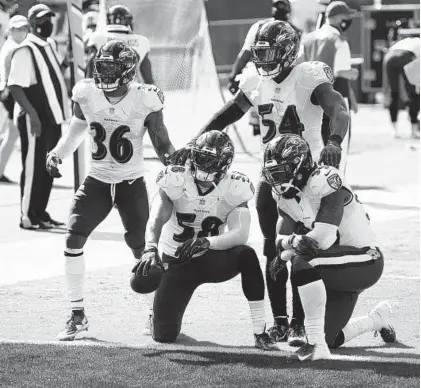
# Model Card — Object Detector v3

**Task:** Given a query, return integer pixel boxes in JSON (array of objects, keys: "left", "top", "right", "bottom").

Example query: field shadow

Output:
[{"left": 336, "top": 342, "right": 419, "bottom": 361}]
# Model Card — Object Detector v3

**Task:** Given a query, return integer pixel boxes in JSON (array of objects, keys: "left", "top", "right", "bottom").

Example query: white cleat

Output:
[
  {"left": 57, "top": 312, "right": 89, "bottom": 341},
  {"left": 369, "top": 301, "right": 396, "bottom": 343},
  {"left": 142, "top": 314, "right": 152, "bottom": 336},
  {"left": 296, "top": 343, "right": 331, "bottom": 361}
]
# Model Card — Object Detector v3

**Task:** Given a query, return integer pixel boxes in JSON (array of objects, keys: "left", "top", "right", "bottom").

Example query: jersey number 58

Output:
[
  {"left": 257, "top": 104, "right": 305, "bottom": 144},
  {"left": 90, "top": 122, "right": 134, "bottom": 164}
]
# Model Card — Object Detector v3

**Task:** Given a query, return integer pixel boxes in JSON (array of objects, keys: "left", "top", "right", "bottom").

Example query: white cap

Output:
[{"left": 8, "top": 15, "right": 30, "bottom": 30}]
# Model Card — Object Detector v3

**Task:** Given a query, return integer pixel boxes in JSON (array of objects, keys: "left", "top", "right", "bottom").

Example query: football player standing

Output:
[
  {"left": 170, "top": 20, "right": 350, "bottom": 347},
  {"left": 86, "top": 5, "right": 154, "bottom": 85},
  {"left": 46, "top": 41, "right": 175, "bottom": 341},
  {"left": 130, "top": 131, "right": 279, "bottom": 351},
  {"left": 263, "top": 134, "right": 396, "bottom": 360}
]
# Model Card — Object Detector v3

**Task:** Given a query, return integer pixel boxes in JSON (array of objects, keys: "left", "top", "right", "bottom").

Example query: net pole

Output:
[{"left": 67, "top": 0, "right": 87, "bottom": 191}]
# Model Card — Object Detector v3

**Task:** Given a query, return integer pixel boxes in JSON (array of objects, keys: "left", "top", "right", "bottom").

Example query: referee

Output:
[
  {"left": 8, "top": 4, "right": 69, "bottom": 230},
  {"left": 300, "top": 1, "right": 357, "bottom": 174}
]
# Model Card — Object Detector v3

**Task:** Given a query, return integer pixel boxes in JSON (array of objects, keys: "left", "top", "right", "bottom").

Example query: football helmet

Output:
[
  {"left": 106, "top": 5, "right": 133, "bottom": 32},
  {"left": 262, "top": 134, "right": 314, "bottom": 198},
  {"left": 251, "top": 20, "right": 299, "bottom": 78},
  {"left": 191, "top": 131, "right": 234, "bottom": 183},
  {"left": 93, "top": 40, "right": 138, "bottom": 91}
]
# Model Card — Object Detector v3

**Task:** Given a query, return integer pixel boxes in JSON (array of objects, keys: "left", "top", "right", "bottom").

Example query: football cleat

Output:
[
  {"left": 287, "top": 323, "right": 307, "bottom": 347},
  {"left": 142, "top": 314, "right": 152, "bottom": 336},
  {"left": 268, "top": 322, "right": 289, "bottom": 342},
  {"left": 296, "top": 343, "right": 331, "bottom": 361},
  {"left": 370, "top": 301, "right": 396, "bottom": 343},
  {"left": 57, "top": 312, "right": 89, "bottom": 341},
  {"left": 254, "top": 331, "right": 280, "bottom": 351}
]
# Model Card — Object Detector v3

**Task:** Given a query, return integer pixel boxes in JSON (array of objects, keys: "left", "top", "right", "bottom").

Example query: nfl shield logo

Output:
[
  {"left": 109, "top": 107, "right": 115, "bottom": 114},
  {"left": 199, "top": 199, "right": 206, "bottom": 206},
  {"left": 275, "top": 88, "right": 281, "bottom": 93}
]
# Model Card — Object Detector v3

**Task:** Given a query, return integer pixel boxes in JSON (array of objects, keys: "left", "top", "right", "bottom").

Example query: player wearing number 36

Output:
[
  {"left": 170, "top": 20, "right": 350, "bottom": 347},
  {"left": 46, "top": 41, "right": 175, "bottom": 341},
  {"left": 130, "top": 131, "right": 278, "bottom": 350}
]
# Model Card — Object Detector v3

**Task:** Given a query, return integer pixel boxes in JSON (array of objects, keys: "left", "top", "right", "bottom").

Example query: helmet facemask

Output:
[
  {"left": 93, "top": 57, "right": 136, "bottom": 92},
  {"left": 191, "top": 146, "right": 232, "bottom": 184}
]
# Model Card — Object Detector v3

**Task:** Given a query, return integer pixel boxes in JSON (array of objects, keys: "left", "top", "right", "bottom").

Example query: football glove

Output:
[
  {"left": 135, "top": 247, "right": 165, "bottom": 276},
  {"left": 46, "top": 152, "right": 62, "bottom": 178},
  {"left": 167, "top": 144, "right": 192, "bottom": 166},
  {"left": 175, "top": 237, "right": 210, "bottom": 264},
  {"left": 227, "top": 78, "right": 239, "bottom": 95},
  {"left": 319, "top": 140, "right": 342, "bottom": 169},
  {"left": 289, "top": 234, "right": 319, "bottom": 256},
  {"left": 269, "top": 249, "right": 294, "bottom": 281}
]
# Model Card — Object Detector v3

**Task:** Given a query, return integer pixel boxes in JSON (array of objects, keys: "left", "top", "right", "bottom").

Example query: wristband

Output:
[
  {"left": 287, "top": 234, "right": 297, "bottom": 249},
  {"left": 328, "top": 135, "right": 343, "bottom": 146},
  {"left": 144, "top": 244, "right": 158, "bottom": 253}
]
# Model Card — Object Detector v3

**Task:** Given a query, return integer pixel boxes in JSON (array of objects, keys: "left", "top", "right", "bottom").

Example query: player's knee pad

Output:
[
  {"left": 152, "top": 321, "right": 180, "bottom": 343},
  {"left": 124, "top": 231, "right": 145, "bottom": 259},
  {"left": 65, "top": 232, "right": 87, "bottom": 250},
  {"left": 130, "top": 269, "right": 162, "bottom": 295},
  {"left": 290, "top": 256, "right": 321, "bottom": 288}
]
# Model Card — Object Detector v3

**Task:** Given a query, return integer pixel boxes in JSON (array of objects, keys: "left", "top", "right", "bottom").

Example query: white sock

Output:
[
  {"left": 248, "top": 300, "right": 266, "bottom": 335},
  {"left": 342, "top": 315, "right": 376, "bottom": 344},
  {"left": 64, "top": 249, "right": 85, "bottom": 311},
  {"left": 298, "top": 280, "right": 327, "bottom": 345}
]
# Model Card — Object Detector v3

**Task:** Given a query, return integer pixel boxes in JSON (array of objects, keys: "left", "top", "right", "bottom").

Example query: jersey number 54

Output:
[{"left": 258, "top": 104, "right": 305, "bottom": 144}]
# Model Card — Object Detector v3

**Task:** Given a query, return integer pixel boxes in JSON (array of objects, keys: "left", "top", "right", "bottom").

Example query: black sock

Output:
[{"left": 72, "top": 308, "right": 84, "bottom": 317}]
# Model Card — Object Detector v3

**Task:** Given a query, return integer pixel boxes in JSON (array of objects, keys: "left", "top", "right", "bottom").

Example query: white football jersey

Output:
[
  {"left": 72, "top": 79, "right": 164, "bottom": 184},
  {"left": 239, "top": 61, "right": 334, "bottom": 161},
  {"left": 87, "top": 26, "right": 151, "bottom": 63},
  {"left": 273, "top": 166, "right": 377, "bottom": 248},
  {"left": 158, "top": 166, "right": 255, "bottom": 257}
]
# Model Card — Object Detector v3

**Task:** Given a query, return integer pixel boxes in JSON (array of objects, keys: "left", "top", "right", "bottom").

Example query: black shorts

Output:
[
  {"left": 68, "top": 175, "right": 149, "bottom": 258},
  {"left": 2, "top": 92, "right": 14, "bottom": 120}
]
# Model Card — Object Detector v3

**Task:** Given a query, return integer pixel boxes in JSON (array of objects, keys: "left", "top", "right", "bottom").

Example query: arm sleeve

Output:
[
  {"left": 7, "top": 47, "right": 35, "bottom": 88},
  {"left": 207, "top": 207, "right": 251, "bottom": 250},
  {"left": 52, "top": 116, "right": 88, "bottom": 160},
  {"left": 333, "top": 40, "right": 352, "bottom": 76}
]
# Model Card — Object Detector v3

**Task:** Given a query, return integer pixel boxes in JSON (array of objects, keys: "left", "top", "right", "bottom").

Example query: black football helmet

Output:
[
  {"left": 191, "top": 131, "right": 235, "bottom": 183},
  {"left": 106, "top": 5, "right": 133, "bottom": 31},
  {"left": 262, "top": 134, "right": 315, "bottom": 198},
  {"left": 251, "top": 20, "right": 299, "bottom": 78},
  {"left": 93, "top": 40, "right": 138, "bottom": 91}
]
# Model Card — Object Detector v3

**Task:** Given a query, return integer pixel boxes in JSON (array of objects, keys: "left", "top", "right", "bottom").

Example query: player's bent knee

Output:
[
  {"left": 124, "top": 232, "right": 145, "bottom": 259},
  {"left": 152, "top": 321, "right": 180, "bottom": 343},
  {"left": 65, "top": 233, "right": 87, "bottom": 250},
  {"left": 290, "top": 256, "right": 321, "bottom": 287},
  {"left": 328, "top": 332, "right": 345, "bottom": 349}
]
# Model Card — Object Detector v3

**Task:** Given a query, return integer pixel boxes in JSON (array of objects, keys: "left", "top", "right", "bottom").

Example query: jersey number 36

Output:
[
  {"left": 90, "top": 122, "right": 134, "bottom": 164},
  {"left": 258, "top": 104, "right": 305, "bottom": 144}
]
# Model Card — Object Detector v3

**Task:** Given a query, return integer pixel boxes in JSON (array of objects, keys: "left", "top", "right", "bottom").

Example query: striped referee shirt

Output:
[{"left": 7, "top": 33, "right": 69, "bottom": 125}]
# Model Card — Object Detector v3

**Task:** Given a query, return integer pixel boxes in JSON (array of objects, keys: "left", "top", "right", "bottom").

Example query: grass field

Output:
[{"left": 0, "top": 105, "right": 419, "bottom": 388}]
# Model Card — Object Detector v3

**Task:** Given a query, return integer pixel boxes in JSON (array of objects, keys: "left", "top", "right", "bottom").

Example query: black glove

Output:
[
  {"left": 133, "top": 247, "right": 165, "bottom": 276},
  {"left": 46, "top": 152, "right": 62, "bottom": 178},
  {"left": 227, "top": 78, "right": 239, "bottom": 95},
  {"left": 175, "top": 237, "right": 210, "bottom": 264},
  {"left": 269, "top": 256, "right": 287, "bottom": 281},
  {"left": 289, "top": 234, "right": 319, "bottom": 256},
  {"left": 319, "top": 140, "right": 342, "bottom": 168},
  {"left": 168, "top": 144, "right": 192, "bottom": 166}
]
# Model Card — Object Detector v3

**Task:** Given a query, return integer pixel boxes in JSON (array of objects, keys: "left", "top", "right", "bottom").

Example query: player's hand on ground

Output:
[
  {"left": 319, "top": 141, "right": 341, "bottom": 168},
  {"left": 168, "top": 144, "right": 192, "bottom": 166},
  {"left": 175, "top": 237, "right": 210, "bottom": 263},
  {"left": 46, "top": 152, "right": 62, "bottom": 178},
  {"left": 136, "top": 247, "right": 165, "bottom": 276},
  {"left": 29, "top": 111, "right": 42, "bottom": 137},
  {"left": 227, "top": 79, "right": 239, "bottom": 95},
  {"left": 290, "top": 234, "right": 319, "bottom": 256}
]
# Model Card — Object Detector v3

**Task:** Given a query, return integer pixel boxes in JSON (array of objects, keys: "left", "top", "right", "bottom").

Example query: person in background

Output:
[
  {"left": 0, "top": 15, "right": 30, "bottom": 183},
  {"left": 8, "top": 4, "right": 69, "bottom": 229},
  {"left": 300, "top": 1, "right": 358, "bottom": 175},
  {"left": 227, "top": 0, "right": 302, "bottom": 136},
  {"left": 384, "top": 37, "right": 420, "bottom": 139}
]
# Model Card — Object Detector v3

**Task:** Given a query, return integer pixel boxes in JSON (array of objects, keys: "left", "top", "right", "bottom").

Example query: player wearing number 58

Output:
[
  {"left": 130, "top": 131, "right": 278, "bottom": 350},
  {"left": 46, "top": 41, "right": 175, "bottom": 341}
]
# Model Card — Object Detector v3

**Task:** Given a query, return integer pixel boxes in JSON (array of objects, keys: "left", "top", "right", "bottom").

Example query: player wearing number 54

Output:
[
  {"left": 46, "top": 41, "right": 176, "bottom": 341},
  {"left": 169, "top": 21, "right": 350, "bottom": 347}
]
